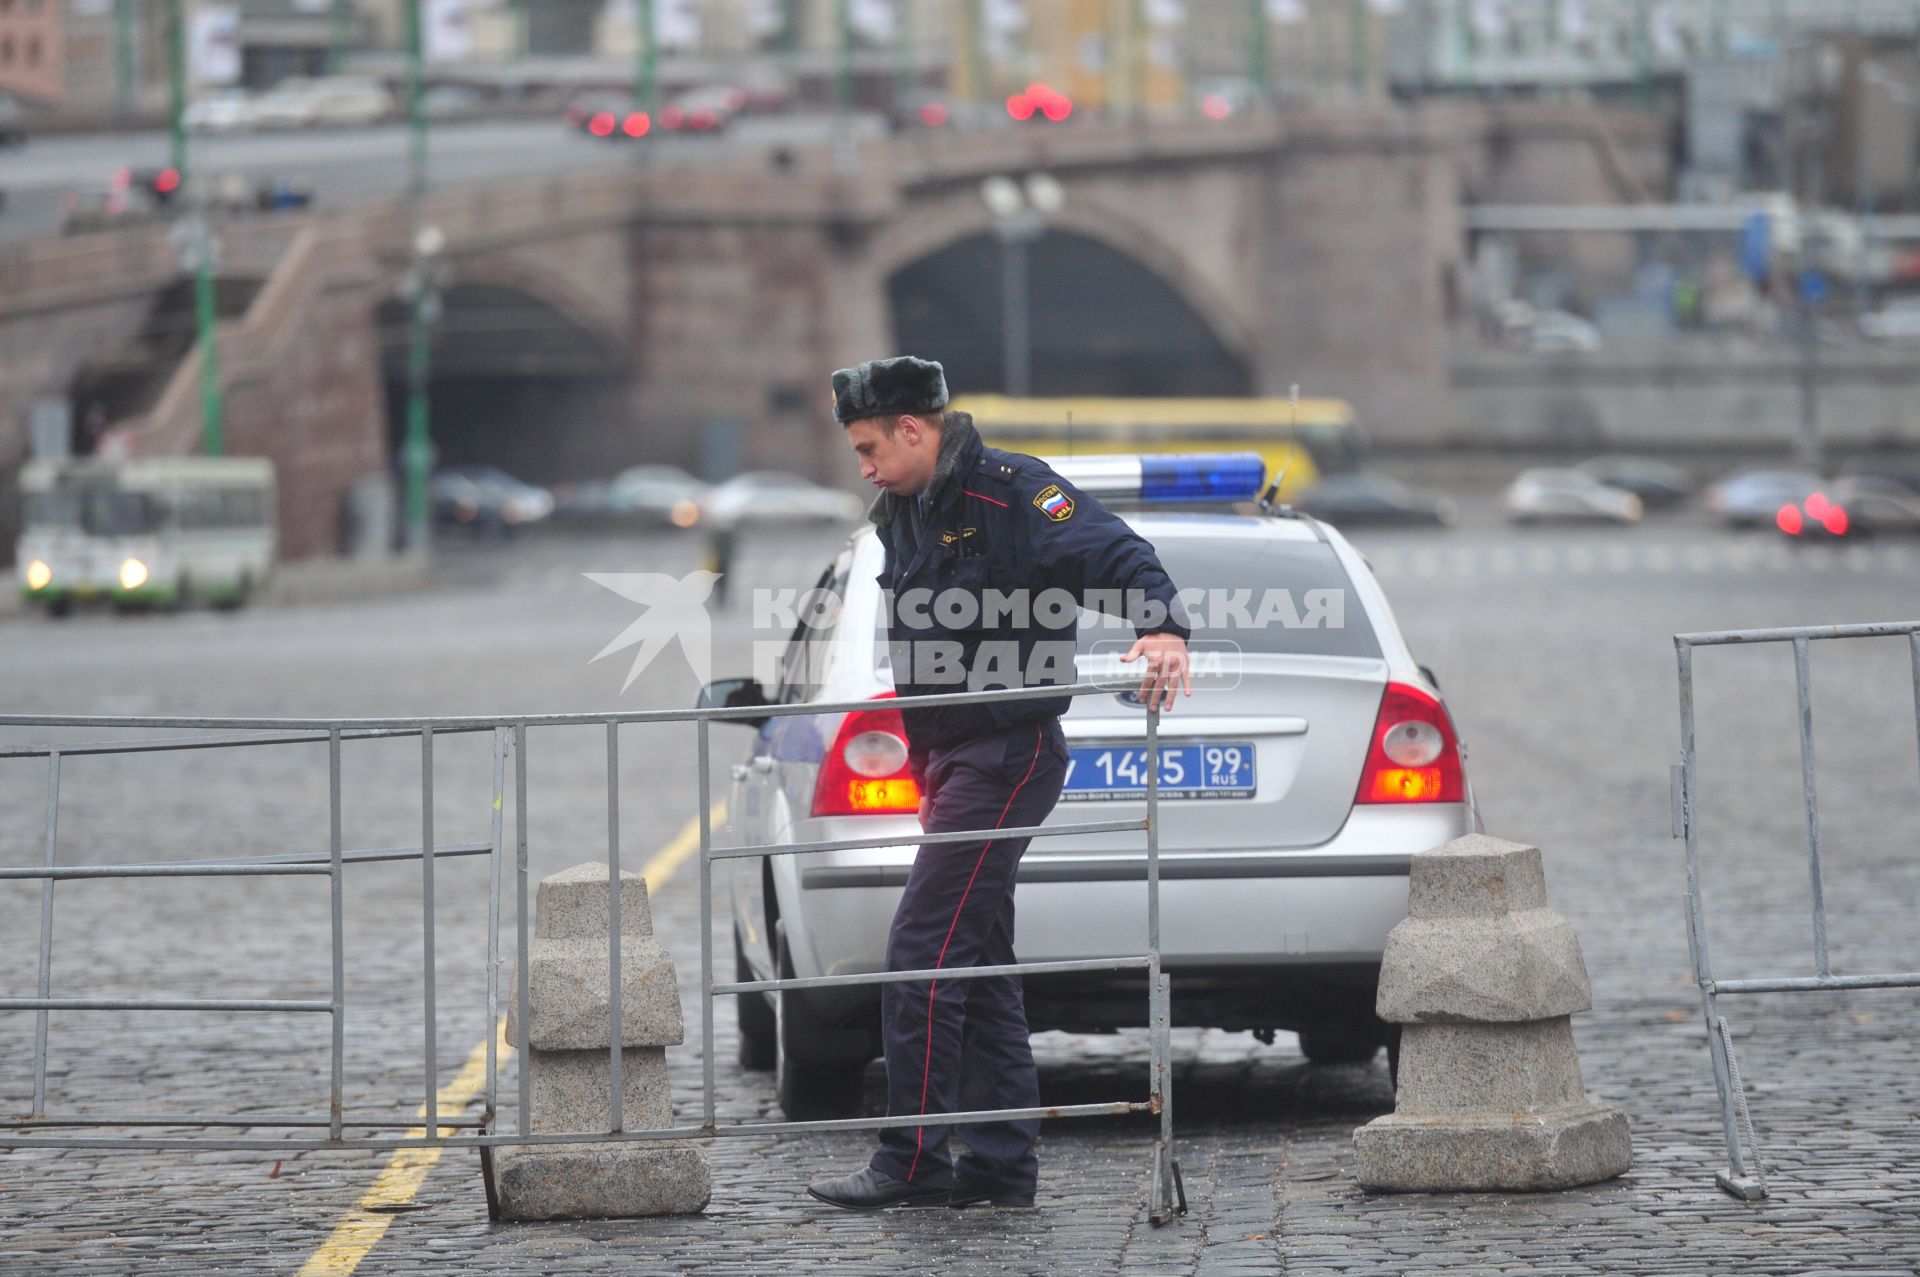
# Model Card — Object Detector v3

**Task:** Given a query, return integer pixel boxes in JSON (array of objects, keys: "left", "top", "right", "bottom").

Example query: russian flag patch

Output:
[{"left": 1033, "top": 484, "right": 1075, "bottom": 522}]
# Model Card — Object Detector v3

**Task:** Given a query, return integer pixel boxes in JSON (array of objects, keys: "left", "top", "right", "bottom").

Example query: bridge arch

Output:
[
  {"left": 868, "top": 192, "right": 1254, "bottom": 396},
  {"left": 377, "top": 271, "right": 634, "bottom": 485}
]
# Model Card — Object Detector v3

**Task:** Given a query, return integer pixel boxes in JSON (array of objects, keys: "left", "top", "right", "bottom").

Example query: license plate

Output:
[{"left": 1059, "top": 742, "right": 1256, "bottom": 801}]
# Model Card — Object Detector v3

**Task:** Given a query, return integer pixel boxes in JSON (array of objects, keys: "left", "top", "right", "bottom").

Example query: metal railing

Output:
[
  {"left": 1672, "top": 620, "right": 1920, "bottom": 1202},
  {"left": 0, "top": 680, "right": 1185, "bottom": 1224}
]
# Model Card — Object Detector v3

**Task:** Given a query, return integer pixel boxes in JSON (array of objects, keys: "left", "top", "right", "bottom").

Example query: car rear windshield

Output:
[{"left": 1076, "top": 534, "right": 1381, "bottom": 659}]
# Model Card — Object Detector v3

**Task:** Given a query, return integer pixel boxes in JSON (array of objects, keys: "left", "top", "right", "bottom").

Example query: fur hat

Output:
[{"left": 831, "top": 356, "right": 949, "bottom": 425}]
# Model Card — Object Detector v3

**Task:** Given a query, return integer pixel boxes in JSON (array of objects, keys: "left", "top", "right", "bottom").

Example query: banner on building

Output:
[
  {"left": 1145, "top": 0, "right": 1187, "bottom": 28},
  {"left": 189, "top": 5, "right": 241, "bottom": 86},
  {"left": 424, "top": 0, "right": 472, "bottom": 62},
  {"left": 749, "top": 0, "right": 786, "bottom": 38},
  {"left": 1561, "top": 0, "right": 1592, "bottom": 42},
  {"left": 850, "top": 0, "right": 897, "bottom": 43},
  {"left": 984, "top": 0, "right": 1026, "bottom": 56},
  {"left": 654, "top": 0, "right": 702, "bottom": 49},
  {"left": 1471, "top": 0, "right": 1508, "bottom": 42},
  {"left": 1650, "top": 4, "right": 1687, "bottom": 58}
]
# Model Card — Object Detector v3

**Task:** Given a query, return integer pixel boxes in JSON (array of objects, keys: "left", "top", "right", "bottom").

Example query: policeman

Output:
[{"left": 806, "top": 356, "right": 1192, "bottom": 1211}]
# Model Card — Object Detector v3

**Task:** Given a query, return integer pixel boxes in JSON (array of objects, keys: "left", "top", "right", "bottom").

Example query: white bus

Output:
[{"left": 17, "top": 457, "right": 277, "bottom": 614}]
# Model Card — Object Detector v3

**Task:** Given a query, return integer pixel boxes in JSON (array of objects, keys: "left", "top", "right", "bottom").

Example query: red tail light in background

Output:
[
  {"left": 622, "top": 111, "right": 651, "bottom": 137},
  {"left": 152, "top": 167, "right": 181, "bottom": 195},
  {"left": 1355, "top": 682, "right": 1465, "bottom": 805},
  {"left": 919, "top": 102, "right": 950, "bottom": 126},
  {"left": 587, "top": 111, "right": 616, "bottom": 136},
  {"left": 1777, "top": 503, "right": 1804, "bottom": 535},
  {"left": 811, "top": 692, "right": 922, "bottom": 817},
  {"left": 1821, "top": 503, "right": 1849, "bottom": 536},
  {"left": 1007, "top": 82, "right": 1070, "bottom": 122}
]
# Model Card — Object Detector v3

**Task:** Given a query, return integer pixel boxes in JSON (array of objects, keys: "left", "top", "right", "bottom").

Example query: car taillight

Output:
[
  {"left": 812, "top": 693, "right": 921, "bottom": 817},
  {"left": 1355, "top": 682, "right": 1464, "bottom": 805}
]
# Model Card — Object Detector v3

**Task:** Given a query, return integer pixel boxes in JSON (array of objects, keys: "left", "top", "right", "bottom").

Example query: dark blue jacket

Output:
[{"left": 870, "top": 414, "right": 1189, "bottom": 779}]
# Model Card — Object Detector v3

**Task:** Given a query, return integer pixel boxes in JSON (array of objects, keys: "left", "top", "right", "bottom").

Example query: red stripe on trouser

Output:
[{"left": 905, "top": 725, "right": 1045, "bottom": 1183}]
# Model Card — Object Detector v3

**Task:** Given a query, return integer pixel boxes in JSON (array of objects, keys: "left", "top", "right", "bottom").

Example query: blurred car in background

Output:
[
  {"left": 1502, "top": 469, "right": 1643, "bottom": 525},
  {"left": 1860, "top": 298, "right": 1920, "bottom": 345},
  {"left": 184, "top": 89, "right": 254, "bottom": 133},
  {"left": 658, "top": 85, "right": 745, "bottom": 134},
  {"left": 421, "top": 84, "right": 488, "bottom": 121},
  {"left": 1, "top": 91, "right": 31, "bottom": 147},
  {"left": 1526, "top": 310, "right": 1604, "bottom": 354},
  {"left": 1574, "top": 455, "right": 1696, "bottom": 509},
  {"left": 1779, "top": 478, "right": 1920, "bottom": 539},
  {"left": 251, "top": 77, "right": 393, "bottom": 129},
  {"left": 1495, "top": 301, "right": 1603, "bottom": 354},
  {"left": 1836, "top": 456, "right": 1920, "bottom": 495},
  {"left": 557, "top": 464, "right": 707, "bottom": 527},
  {"left": 606, "top": 464, "right": 706, "bottom": 525},
  {"left": 1293, "top": 472, "right": 1456, "bottom": 528},
  {"left": 1703, "top": 468, "right": 1822, "bottom": 529},
  {"left": 567, "top": 92, "right": 647, "bottom": 139},
  {"left": 430, "top": 466, "right": 554, "bottom": 535},
  {"left": 701, "top": 471, "right": 862, "bottom": 528}
]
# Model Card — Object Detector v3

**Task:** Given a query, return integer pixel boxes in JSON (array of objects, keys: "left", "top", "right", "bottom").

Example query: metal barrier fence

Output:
[
  {"left": 0, "top": 680, "right": 1185, "bottom": 1224},
  {"left": 1672, "top": 620, "right": 1920, "bottom": 1202}
]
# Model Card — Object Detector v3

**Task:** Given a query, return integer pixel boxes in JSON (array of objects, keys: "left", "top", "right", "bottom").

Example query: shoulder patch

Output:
[{"left": 1033, "top": 484, "right": 1075, "bottom": 522}]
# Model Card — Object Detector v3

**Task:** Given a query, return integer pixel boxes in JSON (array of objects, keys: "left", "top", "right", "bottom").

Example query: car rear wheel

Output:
[
  {"left": 774, "top": 926, "right": 871, "bottom": 1121},
  {"left": 735, "top": 930, "right": 776, "bottom": 1072}
]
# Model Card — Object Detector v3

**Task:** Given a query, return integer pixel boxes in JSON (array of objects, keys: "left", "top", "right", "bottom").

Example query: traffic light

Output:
[{"left": 131, "top": 166, "right": 183, "bottom": 205}]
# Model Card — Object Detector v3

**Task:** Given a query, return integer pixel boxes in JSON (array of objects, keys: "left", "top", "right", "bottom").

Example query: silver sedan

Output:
[{"left": 709, "top": 499, "right": 1480, "bottom": 1118}]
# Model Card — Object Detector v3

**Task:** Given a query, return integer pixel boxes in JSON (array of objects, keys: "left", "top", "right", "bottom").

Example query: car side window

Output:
[
  {"left": 806, "top": 554, "right": 853, "bottom": 692},
  {"left": 776, "top": 554, "right": 850, "bottom": 705}
]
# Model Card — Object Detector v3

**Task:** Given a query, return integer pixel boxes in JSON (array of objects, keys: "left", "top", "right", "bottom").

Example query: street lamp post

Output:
[
  {"left": 165, "top": 0, "right": 223, "bottom": 455},
  {"left": 401, "top": 0, "right": 445, "bottom": 556},
  {"left": 981, "top": 175, "right": 1065, "bottom": 399},
  {"left": 401, "top": 225, "right": 451, "bottom": 556},
  {"left": 114, "top": 0, "right": 137, "bottom": 117},
  {"left": 1248, "top": 0, "right": 1271, "bottom": 107},
  {"left": 636, "top": 0, "right": 657, "bottom": 115},
  {"left": 329, "top": 0, "right": 353, "bottom": 74}
]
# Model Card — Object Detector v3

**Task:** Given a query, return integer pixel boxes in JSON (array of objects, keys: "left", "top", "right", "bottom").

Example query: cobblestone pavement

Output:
[{"left": 2, "top": 520, "right": 1918, "bottom": 1275}]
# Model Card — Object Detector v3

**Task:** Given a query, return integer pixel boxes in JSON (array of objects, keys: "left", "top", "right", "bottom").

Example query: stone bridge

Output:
[{"left": 0, "top": 101, "right": 1671, "bottom": 559}]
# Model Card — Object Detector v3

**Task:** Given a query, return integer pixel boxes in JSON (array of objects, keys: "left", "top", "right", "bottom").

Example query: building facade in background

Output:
[{"left": 0, "top": 0, "right": 66, "bottom": 106}]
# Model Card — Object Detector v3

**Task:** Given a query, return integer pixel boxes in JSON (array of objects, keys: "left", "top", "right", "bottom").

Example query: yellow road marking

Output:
[
  {"left": 296, "top": 1026, "right": 506, "bottom": 1277},
  {"left": 297, "top": 802, "right": 725, "bottom": 1276}
]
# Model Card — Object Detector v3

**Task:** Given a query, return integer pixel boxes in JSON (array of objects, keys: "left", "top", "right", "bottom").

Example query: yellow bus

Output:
[{"left": 951, "top": 395, "right": 1363, "bottom": 500}]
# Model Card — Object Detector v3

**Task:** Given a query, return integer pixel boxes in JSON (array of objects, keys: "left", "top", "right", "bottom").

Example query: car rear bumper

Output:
[{"left": 774, "top": 804, "right": 1471, "bottom": 1026}]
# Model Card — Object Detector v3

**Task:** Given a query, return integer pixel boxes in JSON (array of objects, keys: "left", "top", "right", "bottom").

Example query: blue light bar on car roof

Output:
[{"left": 1039, "top": 453, "right": 1268, "bottom": 503}]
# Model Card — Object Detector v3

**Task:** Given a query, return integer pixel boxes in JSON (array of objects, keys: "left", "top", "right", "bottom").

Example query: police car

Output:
[{"left": 708, "top": 454, "right": 1479, "bottom": 1118}]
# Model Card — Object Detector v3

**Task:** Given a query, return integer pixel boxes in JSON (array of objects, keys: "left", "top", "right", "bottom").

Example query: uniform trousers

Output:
[{"left": 867, "top": 718, "right": 1069, "bottom": 1191}]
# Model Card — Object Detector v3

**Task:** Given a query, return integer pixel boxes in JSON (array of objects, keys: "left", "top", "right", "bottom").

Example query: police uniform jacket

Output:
[{"left": 868, "top": 412, "right": 1190, "bottom": 783}]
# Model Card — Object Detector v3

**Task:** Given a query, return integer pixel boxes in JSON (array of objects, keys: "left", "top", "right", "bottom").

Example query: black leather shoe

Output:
[
  {"left": 806, "top": 1165, "right": 950, "bottom": 1211},
  {"left": 948, "top": 1178, "right": 1037, "bottom": 1209}
]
